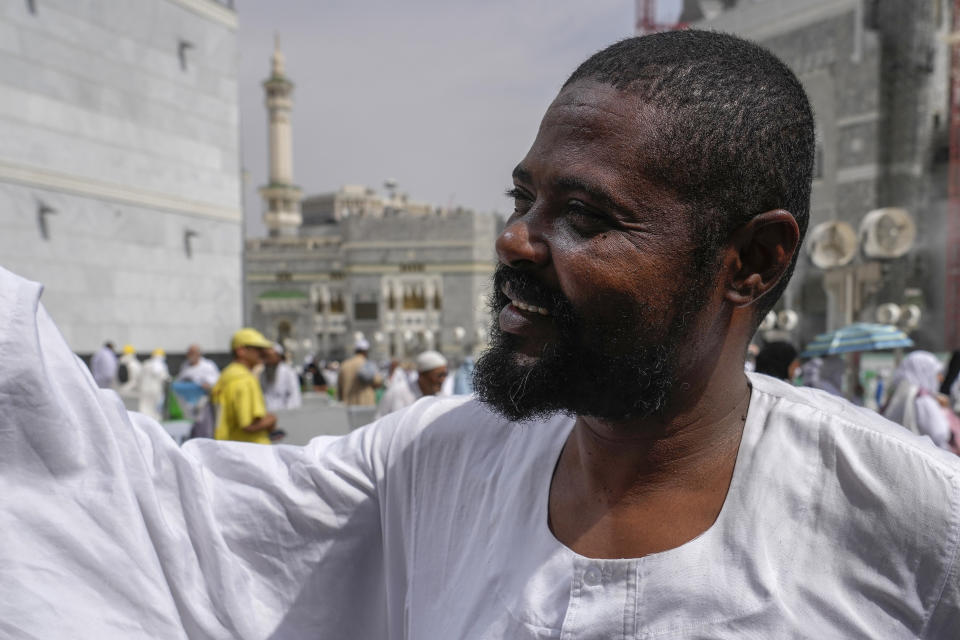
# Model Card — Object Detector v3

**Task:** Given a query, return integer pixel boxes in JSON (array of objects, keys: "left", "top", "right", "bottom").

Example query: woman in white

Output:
[{"left": 882, "top": 350, "right": 952, "bottom": 449}]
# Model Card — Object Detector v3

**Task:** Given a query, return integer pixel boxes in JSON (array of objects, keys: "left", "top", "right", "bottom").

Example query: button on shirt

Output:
[{"left": 1, "top": 266, "right": 959, "bottom": 639}]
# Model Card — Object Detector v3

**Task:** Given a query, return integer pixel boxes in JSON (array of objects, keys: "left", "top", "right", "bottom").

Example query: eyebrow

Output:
[{"left": 512, "top": 165, "right": 629, "bottom": 216}]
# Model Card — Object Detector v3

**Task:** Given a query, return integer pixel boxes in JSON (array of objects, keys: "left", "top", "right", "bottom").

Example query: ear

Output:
[{"left": 724, "top": 210, "right": 800, "bottom": 307}]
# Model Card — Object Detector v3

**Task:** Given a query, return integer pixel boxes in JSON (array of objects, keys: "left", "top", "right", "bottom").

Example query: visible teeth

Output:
[
  {"left": 502, "top": 284, "right": 550, "bottom": 316},
  {"left": 512, "top": 299, "right": 550, "bottom": 316}
]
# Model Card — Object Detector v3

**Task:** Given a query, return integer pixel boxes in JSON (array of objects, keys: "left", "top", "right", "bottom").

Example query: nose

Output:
[{"left": 495, "top": 213, "right": 550, "bottom": 269}]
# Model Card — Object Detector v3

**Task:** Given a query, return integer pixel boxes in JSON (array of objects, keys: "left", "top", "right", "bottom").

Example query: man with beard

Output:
[{"left": 1, "top": 32, "right": 958, "bottom": 639}]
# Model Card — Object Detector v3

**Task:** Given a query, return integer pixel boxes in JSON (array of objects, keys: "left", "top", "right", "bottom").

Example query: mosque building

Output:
[{"left": 244, "top": 41, "right": 497, "bottom": 363}]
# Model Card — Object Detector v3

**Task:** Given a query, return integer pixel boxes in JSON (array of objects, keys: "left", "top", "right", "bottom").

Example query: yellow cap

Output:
[
  {"left": 231, "top": 327, "right": 272, "bottom": 350},
  {"left": 152, "top": 348, "right": 165, "bottom": 357},
  {"left": 122, "top": 344, "right": 135, "bottom": 355}
]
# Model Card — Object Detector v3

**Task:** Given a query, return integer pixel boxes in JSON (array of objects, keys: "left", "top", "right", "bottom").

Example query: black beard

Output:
[{"left": 472, "top": 264, "right": 697, "bottom": 423}]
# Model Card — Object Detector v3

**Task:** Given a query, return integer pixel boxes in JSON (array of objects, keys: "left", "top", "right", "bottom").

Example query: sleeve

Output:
[{"left": 0, "top": 270, "right": 403, "bottom": 639}]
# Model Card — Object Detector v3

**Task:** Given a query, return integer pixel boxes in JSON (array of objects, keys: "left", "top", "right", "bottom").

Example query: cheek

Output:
[{"left": 556, "top": 242, "right": 678, "bottom": 316}]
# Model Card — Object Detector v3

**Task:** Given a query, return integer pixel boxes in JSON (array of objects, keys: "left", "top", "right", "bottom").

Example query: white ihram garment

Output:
[{"left": 1, "top": 266, "right": 958, "bottom": 639}]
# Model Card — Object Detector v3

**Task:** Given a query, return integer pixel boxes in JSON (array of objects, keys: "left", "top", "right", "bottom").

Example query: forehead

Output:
[{"left": 520, "top": 81, "right": 679, "bottom": 212}]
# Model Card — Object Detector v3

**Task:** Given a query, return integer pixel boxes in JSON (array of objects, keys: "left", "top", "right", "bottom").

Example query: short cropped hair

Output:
[{"left": 564, "top": 30, "right": 814, "bottom": 325}]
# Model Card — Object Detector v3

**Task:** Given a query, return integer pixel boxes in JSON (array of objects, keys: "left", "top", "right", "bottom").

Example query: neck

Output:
[
  {"left": 562, "top": 327, "right": 753, "bottom": 501},
  {"left": 570, "top": 376, "right": 749, "bottom": 497},
  {"left": 548, "top": 345, "right": 753, "bottom": 559}
]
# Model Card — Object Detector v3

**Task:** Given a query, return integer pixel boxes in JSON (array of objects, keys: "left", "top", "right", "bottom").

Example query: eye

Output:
[
  {"left": 565, "top": 200, "right": 610, "bottom": 232},
  {"left": 505, "top": 187, "right": 533, "bottom": 213}
]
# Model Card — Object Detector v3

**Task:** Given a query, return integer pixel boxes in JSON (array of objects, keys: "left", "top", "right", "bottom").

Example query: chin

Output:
[
  {"left": 474, "top": 318, "right": 680, "bottom": 423},
  {"left": 506, "top": 347, "right": 542, "bottom": 367}
]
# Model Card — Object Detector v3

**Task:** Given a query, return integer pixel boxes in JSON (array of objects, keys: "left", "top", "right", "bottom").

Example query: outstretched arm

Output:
[{"left": 0, "top": 268, "right": 401, "bottom": 639}]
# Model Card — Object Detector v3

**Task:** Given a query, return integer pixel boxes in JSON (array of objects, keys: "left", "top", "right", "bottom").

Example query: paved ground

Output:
[{"left": 160, "top": 392, "right": 376, "bottom": 446}]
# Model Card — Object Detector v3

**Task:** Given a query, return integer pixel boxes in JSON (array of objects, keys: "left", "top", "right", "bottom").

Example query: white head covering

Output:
[
  {"left": 883, "top": 350, "right": 951, "bottom": 447},
  {"left": 890, "top": 351, "right": 942, "bottom": 394},
  {"left": 801, "top": 356, "right": 844, "bottom": 396},
  {"left": 272, "top": 342, "right": 284, "bottom": 356},
  {"left": 354, "top": 338, "right": 370, "bottom": 351},
  {"left": 415, "top": 350, "right": 447, "bottom": 373}
]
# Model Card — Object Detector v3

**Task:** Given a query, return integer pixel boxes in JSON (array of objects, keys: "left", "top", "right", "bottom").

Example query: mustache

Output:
[{"left": 490, "top": 263, "right": 578, "bottom": 323}]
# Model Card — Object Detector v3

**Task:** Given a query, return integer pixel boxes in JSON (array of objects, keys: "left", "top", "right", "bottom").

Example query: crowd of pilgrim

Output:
[{"left": 85, "top": 333, "right": 475, "bottom": 444}]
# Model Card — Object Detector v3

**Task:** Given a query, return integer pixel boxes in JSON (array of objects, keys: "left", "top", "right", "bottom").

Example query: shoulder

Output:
[
  {"left": 746, "top": 371, "right": 960, "bottom": 528},
  {"left": 748, "top": 371, "right": 959, "bottom": 475},
  {"left": 339, "top": 356, "right": 359, "bottom": 373},
  {"left": 747, "top": 371, "right": 960, "bottom": 554},
  {"left": 225, "top": 364, "right": 258, "bottom": 388},
  {"left": 745, "top": 373, "right": 960, "bottom": 632},
  {"left": 379, "top": 395, "right": 572, "bottom": 468}
]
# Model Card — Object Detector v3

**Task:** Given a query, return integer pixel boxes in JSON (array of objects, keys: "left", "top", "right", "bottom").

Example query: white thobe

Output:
[
  {"left": 90, "top": 345, "right": 117, "bottom": 388},
  {"left": 118, "top": 353, "right": 143, "bottom": 394},
  {"left": 261, "top": 362, "right": 302, "bottom": 411},
  {"left": 138, "top": 355, "right": 170, "bottom": 420},
  {"left": 376, "top": 377, "right": 422, "bottom": 419},
  {"left": 177, "top": 357, "right": 220, "bottom": 388},
  {"left": 1, "top": 266, "right": 959, "bottom": 639}
]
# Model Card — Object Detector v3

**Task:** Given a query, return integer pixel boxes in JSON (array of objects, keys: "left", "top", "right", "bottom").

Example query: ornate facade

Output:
[{"left": 245, "top": 208, "right": 498, "bottom": 362}]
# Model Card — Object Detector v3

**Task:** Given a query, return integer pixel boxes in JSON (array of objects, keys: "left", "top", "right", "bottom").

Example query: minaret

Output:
[{"left": 260, "top": 34, "right": 302, "bottom": 236}]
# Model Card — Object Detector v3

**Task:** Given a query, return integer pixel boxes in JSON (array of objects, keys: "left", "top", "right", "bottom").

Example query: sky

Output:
[{"left": 236, "top": 1, "right": 672, "bottom": 236}]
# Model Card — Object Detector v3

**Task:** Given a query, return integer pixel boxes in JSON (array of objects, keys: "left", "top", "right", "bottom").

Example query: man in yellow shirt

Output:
[{"left": 212, "top": 328, "right": 277, "bottom": 444}]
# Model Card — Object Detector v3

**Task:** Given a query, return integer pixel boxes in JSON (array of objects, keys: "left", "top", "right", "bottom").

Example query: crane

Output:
[{"left": 635, "top": 0, "right": 686, "bottom": 35}]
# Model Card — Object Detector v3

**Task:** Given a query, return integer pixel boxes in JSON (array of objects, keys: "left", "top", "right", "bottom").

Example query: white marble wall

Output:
[
  {"left": 0, "top": 182, "right": 242, "bottom": 353},
  {"left": 0, "top": 0, "right": 242, "bottom": 353}
]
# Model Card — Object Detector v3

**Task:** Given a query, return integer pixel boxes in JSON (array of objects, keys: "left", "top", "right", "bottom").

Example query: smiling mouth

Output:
[{"left": 502, "top": 284, "right": 551, "bottom": 316}]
